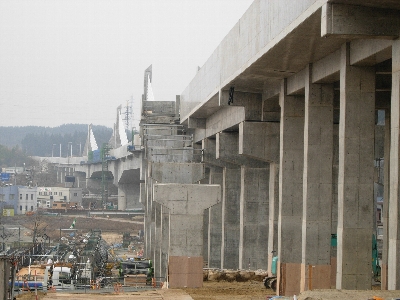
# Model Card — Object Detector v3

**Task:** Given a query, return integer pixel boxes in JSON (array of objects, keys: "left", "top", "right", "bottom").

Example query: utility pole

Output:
[
  {"left": 123, "top": 97, "right": 133, "bottom": 130},
  {"left": 101, "top": 144, "right": 111, "bottom": 209}
]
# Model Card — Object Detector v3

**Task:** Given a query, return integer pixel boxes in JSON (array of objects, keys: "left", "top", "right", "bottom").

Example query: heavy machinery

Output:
[
  {"left": 120, "top": 258, "right": 154, "bottom": 285},
  {"left": 263, "top": 254, "right": 278, "bottom": 291}
]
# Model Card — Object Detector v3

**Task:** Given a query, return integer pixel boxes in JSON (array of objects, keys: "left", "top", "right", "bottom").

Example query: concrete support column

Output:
[
  {"left": 277, "top": 79, "right": 304, "bottom": 296},
  {"left": 202, "top": 169, "right": 210, "bottom": 265},
  {"left": 388, "top": 39, "right": 400, "bottom": 289},
  {"left": 381, "top": 109, "right": 390, "bottom": 290},
  {"left": 118, "top": 182, "right": 142, "bottom": 211},
  {"left": 0, "top": 258, "right": 10, "bottom": 300},
  {"left": 154, "top": 202, "right": 162, "bottom": 280},
  {"left": 267, "top": 162, "right": 279, "bottom": 277},
  {"left": 239, "top": 166, "right": 269, "bottom": 270},
  {"left": 337, "top": 43, "right": 375, "bottom": 290},
  {"left": 331, "top": 123, "right": 339, "bottom": 288},
  {"left": 222, "top": 167, "right": 241, "bottom": 270},
  {"left": 117, "top": 187, "right": 127, "bottom": 211},
  {"left": 208, "top": 166, "right": 223, "bottom": 268},
  {"left": 301, "top": 65, "right": 334, "bottom": 292},
  {"left": 160, "top": 204, "right": 169, "bottom": 281},
  {"left": 154, "top": 183, "right": 220, "bottom": 288},
  {"left": 143, "top": 169, "right": 153, "bottom": 258}
]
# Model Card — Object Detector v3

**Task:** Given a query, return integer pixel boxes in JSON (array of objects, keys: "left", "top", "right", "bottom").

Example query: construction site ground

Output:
[
  {"left": 5, "top": 214, "right": 400, "bottom": 300},
  {"left": 13, "top": 283, "right": 400, "bottom": 300}
]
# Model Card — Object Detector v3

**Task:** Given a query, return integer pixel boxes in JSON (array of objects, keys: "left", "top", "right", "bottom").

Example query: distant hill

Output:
[{"left": 0, "top": 124, "right": 113, "bottom": 156}]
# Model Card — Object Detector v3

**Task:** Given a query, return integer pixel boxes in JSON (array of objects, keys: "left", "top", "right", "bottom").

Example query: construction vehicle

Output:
[
  {"left": 263, "top": 254, "right": 278, "bottom": 291},
  {"left": 120, "top": 258, "right": 154, "bottom": 285}
]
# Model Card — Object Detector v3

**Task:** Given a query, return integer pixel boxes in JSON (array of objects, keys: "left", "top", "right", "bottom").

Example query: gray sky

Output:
[{"left": 0, "top": 0, "right": 253, "bottom": 129}]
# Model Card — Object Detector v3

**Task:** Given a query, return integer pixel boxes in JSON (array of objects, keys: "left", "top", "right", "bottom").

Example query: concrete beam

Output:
[
  {"left": 264, "top": 81, "right": 281, "bottom": 101},
  {"left": 202, "top": 138, "right": 239, "bottom": 169},
  {"left": 239, "top": 121, "right": 280, "bottom": 163},
  {"left": 219, "top": 90, "right": 262, "bottom": 121},
  {"left": 287, "top": 68, "right": 306, "bottom": 95},
  {"left": 206, "top": 106, "right": 246, "bottom": 138},
  {"left": 350, "top": 39, "right": 392, "bottom": 66},
  {"left": 188, "top": 117, "right": 206, "bottom": 129},
  {"left": 154, "top": 183, "right": 221, "bottom": 215},
  {"left": 150, "top": 162, "right": 205, "bottom": 183},
  {"left": 262, "top": 94, "right": 280, "bottom": 122},
  {"left": 216, "top": 132, "right": 268, "bottom": 167},
  {"left": 312, "top": 49, "right": 340, "bottom": 84},
  {"left": 321, "top": 3, "right": 400, "bottom": 39}
]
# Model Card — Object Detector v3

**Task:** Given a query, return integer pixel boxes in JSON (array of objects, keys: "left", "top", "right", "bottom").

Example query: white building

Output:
[{"left": 37, "top": 187, "right": 82, "bottom": 208}]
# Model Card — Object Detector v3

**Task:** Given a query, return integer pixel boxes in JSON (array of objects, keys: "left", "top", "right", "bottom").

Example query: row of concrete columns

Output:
[
  {"left": 196, "top": 42, "right": 397, "bottom": 296},
  {"left": 139, "top": 41, "right": 400, "bottom": 295}
]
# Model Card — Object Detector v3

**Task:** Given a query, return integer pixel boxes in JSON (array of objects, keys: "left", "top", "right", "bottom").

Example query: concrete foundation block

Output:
[{"left": 169, "top": 256, "right": 203, "bottom": 288}]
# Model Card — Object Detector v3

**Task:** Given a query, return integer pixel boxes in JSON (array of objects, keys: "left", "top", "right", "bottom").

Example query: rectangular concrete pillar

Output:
[
  {"left": 301, "top": 65, "right": 334, "bottom": 292},
  {"left": 142, "top": 178, "right": 151, "bottom": 258},
  {"left": 381, "top": 109, "right": 390, "bottom": 290},
  {"left": 160, "top": 205, "right": 169, "bottom": 281},
  {"left": 277, "top": 79, "right": 305, "bottom": 296},
  {"left": 118, "top": 187, "right": 126, "bottom": 211},
  {"left": 154, "top": 202, "right": 162, "bottom": 279},
  {"left": 202, "top": 168, "right": 210, "bottom": 266},
  {"left": 222, "top": 167, "right": 241, "bottom": 269},
  {"left": 0, "top": 258, "right": 10, "bottom": 300},
  {"left": 268, "top": 163, "right": 279, "bottom": 276},
  {"left": 203, "top": 207, "right": 209, "bottom": 267},
  {"left": 239, "top": 166, "right": 269, "bottom": 270},
  {"left": 208, "top": 166, "right": 223, "bottom": 268},
  {"left": 388, "top": 39, "right": 400, "bottom": 290},
  {"left": 331, "top": 123, "right": 339, "bottom": 289},
  {"left": 337, "top": 43, "right": 375, "bottom": 290}
]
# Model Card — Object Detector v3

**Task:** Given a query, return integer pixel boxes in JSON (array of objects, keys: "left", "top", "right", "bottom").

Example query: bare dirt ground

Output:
[
  {"left": 7, "top": 215, "right": 400, "bottom": 300},
  {"left": 184, "top": 281, "right": 274, "bottom": 300},
  {"left": 16, "top": 283, "right": 400, "bottom": 300},
  {"left": 2, "top": 214, "right": 143, "bottom": 242},
  {"left": 16, "top": 289, "right": 193, "bottom": 300},
  {"left": 297, "top": 289, "right": 400, "bottom": 300}
]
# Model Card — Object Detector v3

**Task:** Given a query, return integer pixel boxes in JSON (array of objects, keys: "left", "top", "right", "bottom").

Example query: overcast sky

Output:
[{"left": 0, "top": 0, "right": 253, "bottom": 129}]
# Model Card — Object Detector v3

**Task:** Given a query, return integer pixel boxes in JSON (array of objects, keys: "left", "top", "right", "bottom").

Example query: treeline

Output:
[
  {"left": 0, "top": 124, "right": 113, "bottom": 157},
  {"left": 0, "top": 144, "right": 36, "bottom": 168}
]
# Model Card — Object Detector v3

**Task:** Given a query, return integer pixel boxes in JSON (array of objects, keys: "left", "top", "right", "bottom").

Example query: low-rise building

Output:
[
  {"left": 37, "top": 187, "right": 82, "bottom": 208},
  {"left": 0, "top": 185, "right": 37, "bottom": 215}
]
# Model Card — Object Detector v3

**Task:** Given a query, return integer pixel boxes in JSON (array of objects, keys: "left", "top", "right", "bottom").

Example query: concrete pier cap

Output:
[{"left": 153, "top": 183, "right": 221, "bottom": 215}]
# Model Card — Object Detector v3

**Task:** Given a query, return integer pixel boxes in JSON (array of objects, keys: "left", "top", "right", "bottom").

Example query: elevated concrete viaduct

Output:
[
  {"left": 32, "top": 1, "right": 400, "bottom": 296},
  {"left": 74, "top": 146, "right": 143, "bottom": 210},
  {"left": 178, "top": 0, "right": 400, "bottom": 296}
]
